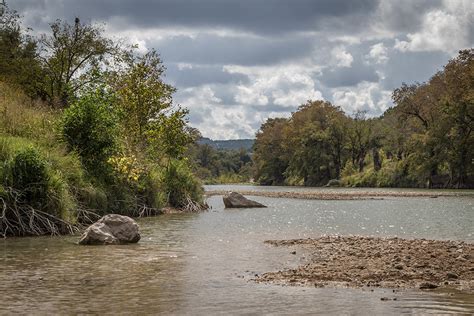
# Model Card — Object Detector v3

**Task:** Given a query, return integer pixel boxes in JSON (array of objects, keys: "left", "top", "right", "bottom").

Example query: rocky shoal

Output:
[{"left": 254, "top": 236, "right": 473, "bottom": 292}]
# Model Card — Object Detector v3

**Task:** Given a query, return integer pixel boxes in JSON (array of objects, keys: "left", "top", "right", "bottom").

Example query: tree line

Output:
[{"left": 253, "top": 49, "right": 473, "bottom": 188}]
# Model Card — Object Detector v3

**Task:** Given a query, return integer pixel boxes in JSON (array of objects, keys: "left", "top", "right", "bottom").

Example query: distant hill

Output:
[{"left": 198, "top": 138, "right": 255, "bottom": 151}]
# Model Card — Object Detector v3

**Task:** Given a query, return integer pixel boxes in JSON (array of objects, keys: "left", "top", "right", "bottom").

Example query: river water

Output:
[{"left": 1, "top": 185, "right": 473, "bottom": 315}]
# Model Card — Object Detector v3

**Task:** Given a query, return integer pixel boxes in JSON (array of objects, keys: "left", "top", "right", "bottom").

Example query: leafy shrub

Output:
[
  {"left": 61, "top": 90, "right": 118, "bottom": 173},
  {"left": 10, "top": 147, "right": 49, "bottom": 207},
  {"left": 0, "top": 136, "right": 80, "bottom": 235},
  {"left": 160, "top": 159, "right": 204, "bottom": 208}
]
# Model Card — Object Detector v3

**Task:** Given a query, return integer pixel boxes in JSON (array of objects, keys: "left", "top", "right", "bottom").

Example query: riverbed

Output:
[{"left": 1, "top": 186, "right": 473, "bottom": 314}]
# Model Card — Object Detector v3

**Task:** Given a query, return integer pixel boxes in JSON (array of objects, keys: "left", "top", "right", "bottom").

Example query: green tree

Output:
[
  {"left": 0, "top": 2, "right": 43, "bottom": 98},
  {"left": 109, "top": 49, "right": 190, "bottom": 159},
  {"left": 440, "top": 49, "right": 473, "bottom": 187},
  {"left": 39, "top": 17, "right": 115, "bottom": 107},
  {"left": 254, "top": 118, "right": 289, "bottom": 185}
]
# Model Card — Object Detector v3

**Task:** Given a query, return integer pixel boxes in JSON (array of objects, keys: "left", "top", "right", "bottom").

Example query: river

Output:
[{"left": 1, "top": 185, "right": 473, "bottom": 315}]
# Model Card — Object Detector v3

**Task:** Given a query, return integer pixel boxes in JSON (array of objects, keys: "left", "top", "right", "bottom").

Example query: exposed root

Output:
[
  {"left": 0, "top": 187, "right": 79, "bottom": 237},
  {"left": 182, "top": 196, "right": 209, "bottom": 213},
  {"left": 134, "top": 204, "right": 162, "bottom": 217}
]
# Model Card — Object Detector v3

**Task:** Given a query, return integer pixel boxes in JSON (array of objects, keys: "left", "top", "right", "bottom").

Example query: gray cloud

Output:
[
  {"left": 381, "top": 49, "right": 450, "bottom": 90},
  {"left": 13, "top": 0, "right": 379, "bottom": 35},
  {"left": 153, "top": 33, "right": 314, "bottom": 66},
  {"left": 166, "top": 64, "right": 249, "bottom": 88}
]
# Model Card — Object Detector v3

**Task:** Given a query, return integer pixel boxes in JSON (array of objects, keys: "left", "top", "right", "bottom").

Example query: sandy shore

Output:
[
  {"left": 205, "top": 189, "right": 470, "bottom": 200},
  {"left": 254, "top": 236, "right": 474, "bottom": 292}
]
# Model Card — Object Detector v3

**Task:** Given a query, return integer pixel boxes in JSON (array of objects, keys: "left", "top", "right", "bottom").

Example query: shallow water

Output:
[{"left": 1, "top": 186, "right": 474, "bottom": 315}]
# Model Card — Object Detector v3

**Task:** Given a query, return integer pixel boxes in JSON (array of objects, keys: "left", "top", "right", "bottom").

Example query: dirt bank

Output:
[
  {"left": 254, "top": 236, "right": 474, "bottom": 292},
  {"left": 205, "top": 189, "right": 470, "bottom": 200}
]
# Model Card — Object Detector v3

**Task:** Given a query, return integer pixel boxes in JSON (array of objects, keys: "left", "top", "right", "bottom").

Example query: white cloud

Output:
[
  {"left": 394, "top": 1, "right": 473, "bottom": 54},
  {"left": 331, "top": 46, "right": 353, "bottom": 67},
  {"left": 226, "top": 63, "right": 324, "bottom": 109},
  {"left": 367, "top": 43, "right": 389, "bottom": 64},
  {"left": 332, "top": 81, "right": 392, "bottom": 116},
  {"left": 235, "top": 86, "right": 269, "bottom": 106},
  {"left": 272, "top": 88, "right": 322, "bottom": 107}
]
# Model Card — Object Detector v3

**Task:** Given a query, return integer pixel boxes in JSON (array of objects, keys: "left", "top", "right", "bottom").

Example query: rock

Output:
[
  {"left": 78, "top": 214, "right": 140, "bottom": 245},
  {"left": 326, "top": 179, "right": 341, "bottom": 187},
  {"left": 446, "top": 272, "right": 458, "bottom": 279},
  {"left": 223, "top": 192, "right": 266, "bottom": 208},
  {"left": 419, "top": 282, "right": 438, "bottom": 289}
]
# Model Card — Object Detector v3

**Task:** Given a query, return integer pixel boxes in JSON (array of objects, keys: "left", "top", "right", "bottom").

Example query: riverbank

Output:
[
  {"left": 205, "top": 189, "right": 471, "bottom": 200},
  {"left": 255, "top": 236, "right": 474, "bottom": 292}
]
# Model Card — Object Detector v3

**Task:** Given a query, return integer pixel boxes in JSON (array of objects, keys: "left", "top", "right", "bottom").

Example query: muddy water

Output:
[{"left": 1, "top": 186, "right": 473, "bottom": 315}]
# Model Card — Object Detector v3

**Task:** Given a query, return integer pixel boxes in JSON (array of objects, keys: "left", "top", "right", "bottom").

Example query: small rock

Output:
[
  {"left": 446, "top": 272, "right": 458, "bottom": 280},
  {"left": 419, "top": 282, "right": 438, "bottom": 289},
  {"left": 291, "top": 251, "right": 297, "bottom": 255}
]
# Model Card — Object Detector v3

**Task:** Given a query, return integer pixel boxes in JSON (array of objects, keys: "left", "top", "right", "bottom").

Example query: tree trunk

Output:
[{"left": 373, "top": 148, "right": 381, "bottom": 171}]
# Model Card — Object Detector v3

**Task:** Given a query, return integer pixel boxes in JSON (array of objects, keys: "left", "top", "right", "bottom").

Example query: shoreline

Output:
[
  {"left": 254, "top": 236, "right": 474, "bottom": 292},
  {"left": 205, "top": 189, "right": 472, "bottom": 200}
]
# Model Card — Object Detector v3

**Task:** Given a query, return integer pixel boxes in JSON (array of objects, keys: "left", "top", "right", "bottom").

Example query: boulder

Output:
[
  {"left": 78, "top": 214, "right": 140, "bottom": 245},
  {"left": 223, "top": 192, "right": 266, "bottom": 208}
]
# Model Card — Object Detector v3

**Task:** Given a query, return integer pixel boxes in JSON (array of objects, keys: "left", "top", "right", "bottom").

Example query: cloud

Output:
[
  {"left": 331, "top": 46, "right": 354, "bottom": 67},
  {"left": 367, "top": 43, "right": 389, "bottom": 64},
  {"left": 226, "top": 64, "right": 323, "bottom": 109},
  {"left": 394, "top": 0, "right": 474, "bottom": 53},
  {"left": 166, "top": 64, "right": 249, "bottom": 88},
  {"left": 12, "top": 0, "right": 380, "bottom": 36},
  {"left": 332, "top": 81, "right": 392, "bottom": 116}
]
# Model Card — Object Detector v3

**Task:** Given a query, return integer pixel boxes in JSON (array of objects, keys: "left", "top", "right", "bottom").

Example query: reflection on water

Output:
[{"left": 1, "top": 187, "right": 474, "bottom": 315}]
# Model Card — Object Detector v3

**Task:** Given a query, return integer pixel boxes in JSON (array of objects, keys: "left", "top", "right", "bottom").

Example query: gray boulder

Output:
[
  {"left": 79, "top": 214, "right": 140, "bottom": 245},
  {"left": 223, "top": 192, "right": 266, "bottom": 208}
]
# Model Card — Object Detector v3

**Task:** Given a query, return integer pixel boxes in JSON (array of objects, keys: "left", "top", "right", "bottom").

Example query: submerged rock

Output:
[
  {"left": 223, "top": 192, "right": 266, "bottom": 208},
  {"left": 78, "top": 214, "right": 140, "bottom": 245}
]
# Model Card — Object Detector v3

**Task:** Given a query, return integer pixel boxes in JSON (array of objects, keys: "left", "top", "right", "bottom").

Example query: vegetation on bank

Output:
[
  {"left": 0, "top": 3, "right": 204, "bottom": 236},
  {"left": 253, "top": 49, "right": 473, "bottom": 189},
  {"left": 187, "top": 143, "right": 254, "bottom": 184}
]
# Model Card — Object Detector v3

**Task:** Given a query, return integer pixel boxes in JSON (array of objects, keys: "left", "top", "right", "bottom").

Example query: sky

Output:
[{"left": 11, "top": 0, "right": 474, "bottom": 139}]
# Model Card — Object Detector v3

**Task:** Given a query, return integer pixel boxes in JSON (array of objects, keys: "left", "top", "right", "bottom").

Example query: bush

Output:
[
  {"left": 10, "top": 147, "right": 49, "bottom": 207},
  {"left": 61, "top": 90, "right": 118, "bottom": 173},
  {"left": 160, "top": 159, "right": 204, "bottom": 209},
  {"left": 0, "top": 136, "right": 79, "bottom": 235}
]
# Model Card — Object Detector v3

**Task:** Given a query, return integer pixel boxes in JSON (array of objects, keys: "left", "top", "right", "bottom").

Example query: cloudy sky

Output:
[{"left": 12, "top": 0, "right": 474, "bottom": 139}]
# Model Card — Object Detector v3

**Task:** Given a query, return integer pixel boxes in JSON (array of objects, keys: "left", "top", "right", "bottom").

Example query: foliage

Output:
[
  {"left": 0, "top": 82, "right": 58, "bottom": 145},
  {"left": 0, "top": 3, "right": 206, "bottom": 236},
  {"left": 61, "top": 88, "right": 118, "bottom": 173},
  {"left": 188, "top": 142, "right": 254, "bottom": 184},
  {"left": 0, "top": 3, "right": 44, "bottom": 98},
  {"left": 0, "top": 136, "right": 79, "bottom": 236},
  {"left": 253, "top": 118, "right": 289, "bottom": 185},
  {"left": 38, "top": 17, "right": 116, "bottom": 107},
  {"left": 159, "top": 159, "right": 204, "bottom": 208}
]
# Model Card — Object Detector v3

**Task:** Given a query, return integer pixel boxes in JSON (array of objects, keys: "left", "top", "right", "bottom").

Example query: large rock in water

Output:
[
  {"left": 223, "top": 192, "right": 266, "bottom": 208},
  {"left": 78, "top": 214, "right": 140, "bottom": 245}
]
